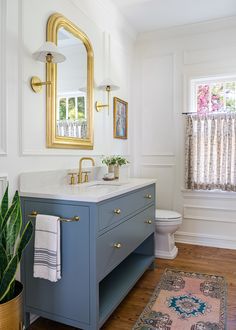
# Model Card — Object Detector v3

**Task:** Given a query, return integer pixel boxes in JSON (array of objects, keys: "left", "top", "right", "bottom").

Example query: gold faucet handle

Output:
[
  {"left": 68, "top": 172, "right": 77, "bottom": 185},
  {"left": 82, "top": 171, "right": 91, "bottom": 183}
]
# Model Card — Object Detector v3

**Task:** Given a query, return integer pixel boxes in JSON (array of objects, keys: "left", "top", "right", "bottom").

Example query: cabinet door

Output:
[{"left": 22, "top": 200, "right": 90, "bottom": 324}]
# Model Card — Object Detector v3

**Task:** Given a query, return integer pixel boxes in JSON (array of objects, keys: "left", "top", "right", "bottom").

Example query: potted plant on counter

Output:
[
  {"left": 102, "top": 155, "right": 129, "bottom": 179},
  {"left": 0, "top": 186, "right": 33, "bottom": 329}
]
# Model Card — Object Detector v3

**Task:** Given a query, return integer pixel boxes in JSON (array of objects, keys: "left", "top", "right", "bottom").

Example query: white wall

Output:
[
  {"left": 0, "top": 0, "right": 135, "bottom": 198},
  {"left": 133, "top": 17, "right": 236, "bottom": 249}
]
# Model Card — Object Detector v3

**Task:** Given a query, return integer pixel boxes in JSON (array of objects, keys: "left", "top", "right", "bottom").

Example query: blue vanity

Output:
[{"left": 20, "top": 178, "right": 156, "bottom": 329}]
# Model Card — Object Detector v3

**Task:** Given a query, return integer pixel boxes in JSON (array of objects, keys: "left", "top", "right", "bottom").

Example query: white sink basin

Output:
[{"left": 86, "top": 181, "right": 128, "bottom": 188}]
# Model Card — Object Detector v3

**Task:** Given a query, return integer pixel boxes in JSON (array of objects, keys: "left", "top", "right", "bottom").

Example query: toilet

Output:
[{"left": 154, "top": 209, "right": 182, "bottom": 259}]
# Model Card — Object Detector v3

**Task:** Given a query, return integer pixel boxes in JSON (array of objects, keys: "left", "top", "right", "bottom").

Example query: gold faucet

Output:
[{"left": 78, "top": 157, "right": 95, "bottom": 183}]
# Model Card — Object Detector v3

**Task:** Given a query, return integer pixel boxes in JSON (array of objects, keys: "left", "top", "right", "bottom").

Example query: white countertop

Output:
[{"left": 20, "top": 178, "right": 156, "bottom": 203}]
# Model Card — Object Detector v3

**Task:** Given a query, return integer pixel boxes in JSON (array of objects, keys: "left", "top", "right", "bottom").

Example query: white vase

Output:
[
  {"left": 108, "top": 165, "right": 114, "bottom": 174},
  {"left": 114, "top": 165, "right": 119, "bottom": 179}
]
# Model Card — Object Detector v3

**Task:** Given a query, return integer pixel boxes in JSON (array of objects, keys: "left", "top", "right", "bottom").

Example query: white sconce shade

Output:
[
  {"left": 95, "top": 79, "right": 120, "bottom": 112},
  {"left": 97, "top": 79, "right": 120, "bottom": 91},
  {"left": 32, "top": 41, "right": 66, "bottom": 63},
  {"left": 31, "top": 41, "right": 66, "bottom": 93}
]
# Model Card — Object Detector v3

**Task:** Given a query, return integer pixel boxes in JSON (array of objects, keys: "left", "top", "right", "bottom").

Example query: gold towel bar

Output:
[{"left": 28, "top": 211, "right": 80, "bottom": 223}]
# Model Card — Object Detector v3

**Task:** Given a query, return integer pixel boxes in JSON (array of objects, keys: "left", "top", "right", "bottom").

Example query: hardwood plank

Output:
[{"left": 29, "top": 243, "right": 236, "bottom": 329}]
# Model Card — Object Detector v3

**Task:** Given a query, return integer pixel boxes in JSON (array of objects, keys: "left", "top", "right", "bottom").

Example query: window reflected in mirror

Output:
[
  {"left": 57, "top": 27, "right": 88, "bottom": 139},
  {"left": 46, "top": 13, "right": 94, "bottom": 149}
]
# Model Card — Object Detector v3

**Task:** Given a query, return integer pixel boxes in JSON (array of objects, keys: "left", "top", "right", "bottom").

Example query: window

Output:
[
  {"left": 191, "top": 76, "right": 236, "bottom": 114},
  {"left": 185, "top": 76, "right": 236, "bottom": 192},
  {"left": 56, "top": 93, "right": 87, "bottom": 138},
  {"left": 57, "top": 94, "right": 86, "bottom": 121}
]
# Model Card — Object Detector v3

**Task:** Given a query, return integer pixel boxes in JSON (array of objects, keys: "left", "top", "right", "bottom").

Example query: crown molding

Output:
[{"left": 138, "top": 15, "right": 236, "bottom": 42}]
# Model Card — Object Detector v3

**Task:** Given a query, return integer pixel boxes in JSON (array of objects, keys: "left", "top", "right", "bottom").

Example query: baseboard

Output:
[
  {"left": 175, "top": 231, "right": 236, "bottom": 250},
  {"left": 30, "top": 314, "right": 38, "bottom": 324}
]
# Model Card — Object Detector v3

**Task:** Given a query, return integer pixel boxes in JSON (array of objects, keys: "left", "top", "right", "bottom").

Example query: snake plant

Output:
[{"left": 0, "top": 186, "right": 33, "bottom": 303}]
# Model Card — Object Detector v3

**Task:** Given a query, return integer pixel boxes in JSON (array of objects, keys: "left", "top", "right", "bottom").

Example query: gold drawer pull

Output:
[
  {"left": 144, "top": 194, "right": 152, "bottom": 199},
  {"left": 145, "top": 220, "right": 152, "bottom": 224},
  {"left": 114, "top": 208, "right": 121, "bottom": 215},
  {"left": 113, "top": 243, "right": 122, "bottom": 249}
]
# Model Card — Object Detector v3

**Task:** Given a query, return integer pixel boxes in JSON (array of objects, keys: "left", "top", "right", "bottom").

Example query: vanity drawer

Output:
[
  {"left": 98, "top": 184, "right": 155, "bottom": 231},
  {"left": 97, "top": 205, "right": 154, "bottom": 281}
]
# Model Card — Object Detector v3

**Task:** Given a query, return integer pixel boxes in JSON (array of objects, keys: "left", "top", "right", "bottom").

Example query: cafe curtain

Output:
[{"left": 185, "top": 112, "right": 236, "bottom": 191}]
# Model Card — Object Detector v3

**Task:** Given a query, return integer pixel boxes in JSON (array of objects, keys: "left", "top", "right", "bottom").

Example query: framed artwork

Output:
[{"left": 113, "top": 97, "right": 128, "bottom": 139}]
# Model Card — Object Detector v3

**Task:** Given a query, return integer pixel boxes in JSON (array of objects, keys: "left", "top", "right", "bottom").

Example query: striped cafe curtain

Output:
[{"left": 185, "top": 112, "right": 236, "bottom": 191}]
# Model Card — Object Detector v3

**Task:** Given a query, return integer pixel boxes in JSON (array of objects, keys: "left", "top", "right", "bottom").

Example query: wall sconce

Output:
[
  {"left": 95, "top": 79, "right": 119, "bottom": 113},
  {"left": 30, "top": 41, "right": 66, "bottom": 93}
]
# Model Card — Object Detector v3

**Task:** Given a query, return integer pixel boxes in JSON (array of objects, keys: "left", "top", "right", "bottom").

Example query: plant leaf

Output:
[
  {"left": 0, "top": 213, "right": 3, "bottom": 241},
  {"left": 6, "top": 202, "right": 22, "bottom": 259},
  {"left": 0, "top": 255, "right": 18, "bottom": 302},
  {"left": 16, "top": 221, "right": 33, "bottom": 262},
  {"left": 0, "top": 185, "right": 8, "bottom": 222},
  {"left": 2, "top": 200, "right": 18, "bottom": 230},
  {"left": 0, "top": 244, "right": 8, "bottom": 279}
]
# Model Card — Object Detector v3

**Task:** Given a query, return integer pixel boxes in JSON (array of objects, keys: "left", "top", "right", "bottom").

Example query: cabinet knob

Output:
[
  {"left": 145, "top": 220, "right": 152, "bottom": 224},
  {"left": 113, "top": 208, "right": 121, "bottom": 215},
  {"left": 144, "top": 194, "right": 152, "bottom": 199},
  {"left": 73, "top": 216, "right": 80, "bottom": 221},
  {"left": 113, "top": 243, "right": 122, "bottom": 249}
]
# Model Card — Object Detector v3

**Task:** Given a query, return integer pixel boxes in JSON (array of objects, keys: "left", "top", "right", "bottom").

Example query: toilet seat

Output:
[{"left": 155, "top": 209, "right": 182, "bottom": 222}]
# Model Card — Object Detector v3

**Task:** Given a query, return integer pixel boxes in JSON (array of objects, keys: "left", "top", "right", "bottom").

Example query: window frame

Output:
[
  {"left": 57, "top": 91, "right": 87, "bottom": 122},
  {"left": 190, "top": 75, "right": 236, "bottom": 114}
]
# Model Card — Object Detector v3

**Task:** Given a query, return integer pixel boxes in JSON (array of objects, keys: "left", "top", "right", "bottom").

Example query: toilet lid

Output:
[{"left": 155, "top": 209, "right": 182, "bottom": 221}]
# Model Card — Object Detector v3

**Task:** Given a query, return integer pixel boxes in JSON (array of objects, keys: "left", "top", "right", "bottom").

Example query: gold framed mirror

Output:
[{"left": 46, "top": 13, "right": 94, "bottom": 149}]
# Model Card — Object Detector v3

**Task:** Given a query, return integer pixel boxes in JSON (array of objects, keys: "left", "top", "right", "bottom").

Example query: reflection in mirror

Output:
[
  {"left": 57, "top": 28, "right": 88, "bottom": 139},
  {"left": 46, "top": 13, "right": 94, "bottom": 149}
]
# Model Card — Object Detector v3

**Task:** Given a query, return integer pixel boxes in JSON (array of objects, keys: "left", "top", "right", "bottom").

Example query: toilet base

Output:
[{"left": 155, "top": 245, "right": 178, "bottom": 259}]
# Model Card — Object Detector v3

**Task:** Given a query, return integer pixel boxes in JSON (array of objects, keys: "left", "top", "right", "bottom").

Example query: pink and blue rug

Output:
[{"left": 133, "top": 269, "right": 226, "bottom": 330}]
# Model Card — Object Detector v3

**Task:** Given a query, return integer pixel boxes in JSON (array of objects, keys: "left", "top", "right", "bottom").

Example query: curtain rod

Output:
[{"left": 182, "top": 111, "right": 236, "bottom": 115}]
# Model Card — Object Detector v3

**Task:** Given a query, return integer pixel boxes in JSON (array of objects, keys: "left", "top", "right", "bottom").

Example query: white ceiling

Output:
[{"left": 109, "top": 0, "right": 236, "bottom": 32}]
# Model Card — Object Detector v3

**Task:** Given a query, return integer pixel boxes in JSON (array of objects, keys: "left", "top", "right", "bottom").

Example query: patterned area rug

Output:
[{"left": 133, "top": 269, "right": 227, "bottom": 330}]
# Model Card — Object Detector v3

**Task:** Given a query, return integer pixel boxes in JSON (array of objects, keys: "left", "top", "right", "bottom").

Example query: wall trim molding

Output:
[
  {"left": 175, "top": 230, "right": 236, "bottom": 250},
  {"left": 182, "top": 188, "right": 236, "bottom": 200},
  {"left": 184, "top": 204, "right": 236, "bottom": 223},
  {"left": 141, "top": 153, "right": 175, "bottom": 157},
  {"left": 141, "top": 163, "right": 174, "bottom": 168},
  {"left": 183, "top": 215, "right": 236, "bottom": 224},
  {"left": 0, "top": 0, "right": 7, "bottom": 155},
  {"left": 0, "top": 175, "right": 8, "bottom": 198}
]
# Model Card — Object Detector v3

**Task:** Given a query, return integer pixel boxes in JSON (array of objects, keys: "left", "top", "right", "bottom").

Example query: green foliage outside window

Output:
[
  {"left": 77, "top": 97, "right": 85, "bottom": 120},
  {"left": 58, "top": 96, "right": 86, "bottom": 121},
  {"left": 59, "top": 98, "right": 66, "bottom": 120}
]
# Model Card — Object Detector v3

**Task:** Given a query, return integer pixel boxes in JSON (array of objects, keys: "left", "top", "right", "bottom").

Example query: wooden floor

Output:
[{"left": 29, "top": 243, "right": 236, "bottom": 330}]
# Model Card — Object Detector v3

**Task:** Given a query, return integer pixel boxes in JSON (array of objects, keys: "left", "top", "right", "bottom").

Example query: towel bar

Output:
[{"left": 28, "top": 211, "right": 80, "bottom": 222}]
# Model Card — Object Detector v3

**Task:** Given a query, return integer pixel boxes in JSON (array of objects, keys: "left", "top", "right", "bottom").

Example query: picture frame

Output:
[{"left": 113, "top": 97, "right": 128, "bottom": 139}]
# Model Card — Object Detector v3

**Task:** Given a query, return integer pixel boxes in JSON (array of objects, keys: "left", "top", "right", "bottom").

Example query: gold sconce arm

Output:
[
  {"left": 30, "top": 76, "right": 52, "bottom": 93},
  {"left": 95, "top": 86, "right": 111, "bottom": 112},
  {"left": 95, "top": 81, "right": 119, "bottom": 113}
]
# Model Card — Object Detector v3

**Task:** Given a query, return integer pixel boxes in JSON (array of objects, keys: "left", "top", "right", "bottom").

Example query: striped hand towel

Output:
[{"left": 33, "top": 214, "right": 61, "bottom": 282}]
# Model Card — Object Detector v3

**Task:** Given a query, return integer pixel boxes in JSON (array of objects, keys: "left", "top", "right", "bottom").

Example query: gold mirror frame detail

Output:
[{"left": 46, "top": 13, "right": 94, "bottom": 149}]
